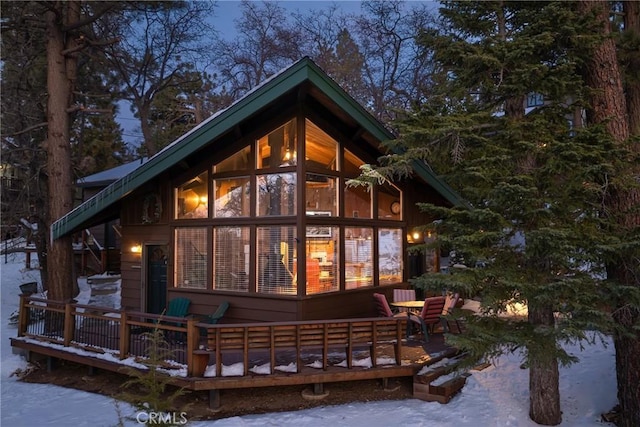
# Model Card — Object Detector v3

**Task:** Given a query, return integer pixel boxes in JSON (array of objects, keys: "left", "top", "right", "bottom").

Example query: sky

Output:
[
  {"left": 120, "top": 0, "right": 370, "bottom": 146},
  {"left": 0, "top": 242, "right": 619, "bottom": 426}
]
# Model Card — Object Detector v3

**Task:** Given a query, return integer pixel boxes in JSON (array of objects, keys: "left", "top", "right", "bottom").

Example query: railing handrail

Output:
[{"left": 16, "top": 296, "right": 405, "bottom": 378}]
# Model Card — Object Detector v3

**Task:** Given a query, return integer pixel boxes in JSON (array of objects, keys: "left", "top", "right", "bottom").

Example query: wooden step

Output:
[
  {"left": 413, "top": 373, "right": 469, "bottom": 403},
  {"left": 412, "top": 353, "right": 471, "bottom": 404}
]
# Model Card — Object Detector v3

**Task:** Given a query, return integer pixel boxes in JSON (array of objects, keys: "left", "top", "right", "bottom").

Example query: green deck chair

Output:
[
  {"left": 206, "top": 301, "right": 229, "bottom": 324},
  {"left": 199, "top": 301, "right": 230, "bottom": 338},
  {"left": 161, "top": 298, "right": 191, "bottom": 341},
  {"left": 166, "top": 297, "right": 191, "bottom": 318}
]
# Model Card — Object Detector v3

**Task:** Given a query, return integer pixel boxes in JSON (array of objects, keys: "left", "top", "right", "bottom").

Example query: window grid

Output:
[
  {"left": 174, "top": 228, "right": 208, "bottom": 289},
  {"left": 257, "top": 226, "right": 297, "bottom": 295},
  {"left": 213, "top": 226, "right": 250, "bottom": 292}
]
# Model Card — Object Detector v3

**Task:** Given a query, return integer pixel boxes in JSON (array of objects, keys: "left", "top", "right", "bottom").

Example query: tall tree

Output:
[
  {"left": 578, "top": 1, "right": 640, "bottom": 425},
  {"left": 292, "top": 6, "right": 367, "bottom": 105},
  {"left": 371, "top": 2, "right": 621, "bottom": 424},
  {"left": 2, "top": 1, "right": 123, "bottom": 301},
  {"left": 353, "top": 0, "right": 438, "bottom": 122},
  {"left": 0, "top": 1, "right": 50, "bottom": 284},
  {"left": 212, "top": 0, "right": 303, "bottom": 101},
  {"left": 96, "top": 1, "right": 216, "bottom": 156}
]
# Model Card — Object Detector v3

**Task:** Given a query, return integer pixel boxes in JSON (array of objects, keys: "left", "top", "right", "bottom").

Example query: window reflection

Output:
[
  {"left": 305, "top": 174, "right": 337, "bottom": 216},
  {"left": 214, "top": 177, "right": 250, "bottom": 217},
  {"left": 175, "top": 171, "right": 208, "bottom": 219},
  {"left": 214, "top": 146, "right": 251, "bottom": 173},
  {"left": 257, "top": 173, "right": 296, "bottom": 216},
  {"left": 257, "top": 119, "right": 297, "bottom": 168},
  {"left": 344, "top": 227, "right": 373, "bottom": 289},
  {"left": 379, "top": 228, "right": 403, "bottom": 284},
  {"left": 306, "top": 119, "right": 338, "bottom": 171}
]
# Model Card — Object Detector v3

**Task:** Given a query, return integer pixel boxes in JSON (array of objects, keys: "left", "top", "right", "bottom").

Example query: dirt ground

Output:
[{"left": 17, "top": 358, "right": 416, "bottom": 422}]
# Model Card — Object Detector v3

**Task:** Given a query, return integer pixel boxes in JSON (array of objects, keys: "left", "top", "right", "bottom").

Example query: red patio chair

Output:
[
  {"left": 373, "top": 293, "right": 411, "bottom": 337},
  {"left": 441, "top": 293, "right": 463, "bottom": 333},
  {"left": 408, "top": 296, "right": 447, "bottom": 342}
]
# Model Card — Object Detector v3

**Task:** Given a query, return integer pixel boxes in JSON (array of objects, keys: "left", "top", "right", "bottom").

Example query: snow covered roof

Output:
[
  {"left": 76, "top": 157, "right": 148, "bottom": 188},
  {"left": 53, "top": 57, "right": 463, "bottom": 240}
]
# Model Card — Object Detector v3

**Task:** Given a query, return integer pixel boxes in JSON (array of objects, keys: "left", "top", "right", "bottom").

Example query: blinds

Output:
[
  {"left": 174, "top": 227, "right": 208, "bottom": 289},
  {"left": 257, "top": 226, "right": 297, "bottom": 294},
  {"left": 213, "top": 226, "right": 250, "bottom": 291}
]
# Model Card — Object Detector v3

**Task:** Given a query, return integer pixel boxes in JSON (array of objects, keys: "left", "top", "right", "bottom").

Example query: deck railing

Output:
[{"left": 16, "top": 295, "right": 406, "bottom": 378}]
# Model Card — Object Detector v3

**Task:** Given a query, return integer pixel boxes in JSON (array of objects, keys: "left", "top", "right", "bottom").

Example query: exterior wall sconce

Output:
[
  {"left": 131, "top": 244, "right": 142, "bottom": 254},
  {"left": 407, "top": 229, "right": 422, "bottom": 244}
]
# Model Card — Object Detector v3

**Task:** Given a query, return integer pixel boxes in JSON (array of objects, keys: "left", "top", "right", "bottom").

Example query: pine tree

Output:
[
  {"left": 578, "top": 1, "right": 640, "bottom": 425},
  {"left": 380, "top": 2, "right": 630, "bottom": 424}
]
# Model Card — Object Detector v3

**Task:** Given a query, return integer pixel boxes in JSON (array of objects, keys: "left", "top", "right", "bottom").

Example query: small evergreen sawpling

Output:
[{"left": 118, "top": 326, "right": 190, "bottom": 426}]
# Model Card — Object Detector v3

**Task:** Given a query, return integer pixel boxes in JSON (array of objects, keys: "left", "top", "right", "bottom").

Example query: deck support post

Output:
[
  {"left": 208, "top": 389, "right": 220, "bottom": 410},
  {"left": 313, "top": 383, "right": 324, "bottom": 395},
  {"left": 46, "top": 356, "right": 56, "bottom": 372}
]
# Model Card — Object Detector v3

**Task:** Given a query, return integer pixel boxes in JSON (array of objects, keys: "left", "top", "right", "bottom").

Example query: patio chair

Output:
[
  {"left": 373, "top": 293, "right": 411, "bottom": 337},
  {"left": 441, "top": 293, "right": 462, "bottom": 333},
  {"left": 160, "top": 297, "right": 191, "bottom": 341},
  {"left": 393, "top": 289, "right": 416, "bottom": 313},
  {"left": 166, "top": 297, "right": 191, "bottom": 318},
  {"left": 407, "top": 296, "right": 446, "bottom": 342},
  {"left": 205, "top": 301, "right": 229, "bottom": 324}
]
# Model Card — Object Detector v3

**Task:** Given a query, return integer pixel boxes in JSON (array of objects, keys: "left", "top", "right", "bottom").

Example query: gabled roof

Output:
[
  {"left": 53, "top": 57, "right": 463, "bottom": 240},
  {"left": 76, "top": 157, "right": 148, "bottom": 188}
]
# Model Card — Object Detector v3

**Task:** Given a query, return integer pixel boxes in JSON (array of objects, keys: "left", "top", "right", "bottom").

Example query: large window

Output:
[
  {"left": 378, "top": 182, "right": 401, "bottom": 221},
  {"left": 344, "top": 227, "right": 373, "bottom": 289},
  {"left": 379, "top": 228, "right": 403, "bottom": 285},
  {"left": 257, "top": 226, "right": 297, "bottom": 294},
  {"left": 257, "top": 173, "right": 296, "bottom": 216},
  {"left": 257, "top": 119, "right": 297, "bottom": 168},
  {"left": 175, "top": 171, "right": 208, "bottom": 219},
  {"left": 174, "top": 228, "right": 208, "bottom": 289},
  {"left": 173, "top": 116, "right": 406, "bottom": 295},
  {"left": 306, "top": 119, "right": 337, "bottom": 171},
  {"left": 214, "top": 177, "right": 250, "bottom": 217},
  {"left": 306, "top": 227, "right": 339, "bottom": 295},
  {"left": 305, "top": 174, "right": 337, "bottom": 216},
  {"left": 213, "top": 226, "right": 250, "bottom": 291}
]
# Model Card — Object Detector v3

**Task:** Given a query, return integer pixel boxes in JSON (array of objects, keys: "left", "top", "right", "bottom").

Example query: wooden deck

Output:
[{"left": 10, "top": 295, "right": 463, "bottom": 408}]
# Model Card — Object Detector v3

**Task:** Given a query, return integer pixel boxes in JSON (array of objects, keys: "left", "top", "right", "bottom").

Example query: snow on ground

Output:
[{"left": 1, "top": 250, "right": 617, "bottom": 426}]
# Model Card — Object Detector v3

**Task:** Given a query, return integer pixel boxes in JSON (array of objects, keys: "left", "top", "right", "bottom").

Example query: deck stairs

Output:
[{"left": 413, "top": 353, "right": 491, "bottom": 403}]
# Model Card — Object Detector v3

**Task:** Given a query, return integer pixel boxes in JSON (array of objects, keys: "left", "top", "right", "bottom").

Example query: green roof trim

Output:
[{"left": 52, "top": 58, "right": 463, "bottom": 240}]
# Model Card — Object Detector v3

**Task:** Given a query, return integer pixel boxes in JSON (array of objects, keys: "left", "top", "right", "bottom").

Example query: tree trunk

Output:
[
  {"left": 45, "top": 5, "right": 74, "bottom": 303},
  {"left": 578, "top": 2, "right": 639, "bottom": 426},
  {"left": 624, "top": 1, "right": 640, "bottom": 136},
  {"left": 528, "top": 301, "right": 562, "bottom": 425},
  {"left": 139, "top": 102, "right": 157, "bottom": 156}
]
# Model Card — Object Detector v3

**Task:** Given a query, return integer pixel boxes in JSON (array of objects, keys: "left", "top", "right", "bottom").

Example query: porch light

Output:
[
  {"left": 407, "top": 229, "right": 422, "bottom": 243},
  {"left": 131, "top": 244, "right": 142, "bottom": 254}
]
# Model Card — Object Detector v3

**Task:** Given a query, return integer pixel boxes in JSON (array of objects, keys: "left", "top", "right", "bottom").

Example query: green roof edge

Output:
[{"left": 52, "top": 58, "right": 463, "bottom": 240}]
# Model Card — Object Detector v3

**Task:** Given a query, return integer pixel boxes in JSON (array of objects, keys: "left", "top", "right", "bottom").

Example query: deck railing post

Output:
[
  {"left": 63, "top": 302, "right": 75, "bottom": 346},
  {"left": 186, "top": 317, "right": 198, "bottom": 376},
  {"left": 395, "top": 318, "right": 403, "bottom": 365},
  {"left": 17, "top": 294, "right": 28, "bottom": 337},
  {"left": 119, "top": 310, "right": 130, "bottom": 359}
]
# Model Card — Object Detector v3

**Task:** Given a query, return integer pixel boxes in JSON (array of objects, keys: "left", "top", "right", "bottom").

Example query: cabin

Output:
[{"left": 52, "top": 58, "right": 462, "bottom": 323}]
